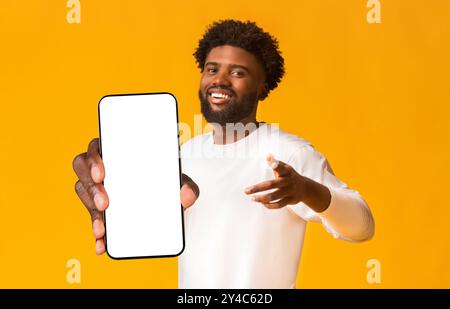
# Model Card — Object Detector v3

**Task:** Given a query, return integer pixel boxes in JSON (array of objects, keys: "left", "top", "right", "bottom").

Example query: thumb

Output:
[
  {"left": 266, "top": 154, "right": 289, "bottom": 178},
  {"left": 180, "top": 174, "right": 200, "bottom": 209},
  {"left": 181, "top": 184, "right": 197, "bottom": 209}
]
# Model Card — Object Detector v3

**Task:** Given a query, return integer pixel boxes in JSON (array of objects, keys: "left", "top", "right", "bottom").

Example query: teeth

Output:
[{"left": 211, "top": 92, "right": 230, "bottom": 99}]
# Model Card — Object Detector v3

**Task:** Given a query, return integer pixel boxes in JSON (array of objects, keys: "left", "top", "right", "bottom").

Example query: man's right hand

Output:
[{"left": 72, "top": 138, "right": 199, "bottom": 255}]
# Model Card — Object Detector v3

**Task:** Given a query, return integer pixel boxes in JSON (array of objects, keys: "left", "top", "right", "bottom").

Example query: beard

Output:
[{"left": 199, "top": 88, "right": 258, "bottom": 126}]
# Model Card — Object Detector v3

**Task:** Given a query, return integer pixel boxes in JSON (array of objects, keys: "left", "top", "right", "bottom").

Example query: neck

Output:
[{"left": 211, "top": 115, "right": 260, "bottom": 145}]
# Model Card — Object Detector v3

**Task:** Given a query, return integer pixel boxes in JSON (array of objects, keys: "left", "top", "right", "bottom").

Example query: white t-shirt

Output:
[{"left": 178, "top": 123, "right": 374, "bottom": 288}]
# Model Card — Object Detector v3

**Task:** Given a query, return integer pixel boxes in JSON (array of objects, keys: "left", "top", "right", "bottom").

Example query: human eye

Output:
[
  {"left": 231, "top": 70, "right": 244, "bottom": 77},
  {"left": 206, "top": 66, "right": 217, "bottom": 74}
]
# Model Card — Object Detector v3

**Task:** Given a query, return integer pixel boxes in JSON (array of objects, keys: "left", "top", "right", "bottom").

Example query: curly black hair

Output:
[{"left": 194, "top": 20, "right": 285, "bottom": 98}]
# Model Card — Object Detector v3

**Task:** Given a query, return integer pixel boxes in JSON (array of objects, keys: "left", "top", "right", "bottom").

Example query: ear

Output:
[{"left": 258, "top": 83, "right": 269, "bottom": 101}]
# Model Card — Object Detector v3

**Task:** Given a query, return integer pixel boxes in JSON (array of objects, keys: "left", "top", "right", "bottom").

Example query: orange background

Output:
[{"left": 0, "top": 0, "right": 449, "bottom": 288}]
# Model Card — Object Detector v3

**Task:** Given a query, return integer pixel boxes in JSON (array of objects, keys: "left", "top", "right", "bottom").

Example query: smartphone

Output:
[{"left": 98, "top": 92, "right": 184, "bottom": 259}]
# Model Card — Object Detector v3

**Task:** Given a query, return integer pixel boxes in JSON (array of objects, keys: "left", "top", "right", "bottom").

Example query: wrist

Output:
[{"left": 302, "top": 178, "right": 331, "bottom": 213}]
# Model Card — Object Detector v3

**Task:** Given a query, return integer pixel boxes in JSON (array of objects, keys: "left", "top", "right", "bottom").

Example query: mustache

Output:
[{"left": 205, "top": 85, "right": 236, "bottom": 97}]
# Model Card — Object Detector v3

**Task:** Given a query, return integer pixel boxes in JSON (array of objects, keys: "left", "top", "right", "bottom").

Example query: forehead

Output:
[{"left": 205, "top": 45, "right": 262, "bottom": 71}]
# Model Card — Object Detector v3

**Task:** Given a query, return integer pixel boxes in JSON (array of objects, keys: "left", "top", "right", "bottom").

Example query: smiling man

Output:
[{"left": 73, "top": 20, "right": 375, "bottom": 289}]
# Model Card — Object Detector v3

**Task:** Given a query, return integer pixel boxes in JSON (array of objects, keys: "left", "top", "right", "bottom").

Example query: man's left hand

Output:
[{"left": 244, "top": 154, "right": 331, "bottom": 212}]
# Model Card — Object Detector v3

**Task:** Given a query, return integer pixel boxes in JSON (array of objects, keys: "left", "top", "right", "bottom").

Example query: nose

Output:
[{"left": 211, "top": 69, "right": 231, "bottom": 87}]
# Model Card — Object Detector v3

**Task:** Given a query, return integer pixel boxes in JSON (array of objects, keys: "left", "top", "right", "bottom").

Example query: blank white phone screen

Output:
[{"left": 99, "top": 93, "right": 184, "bottom": 259}]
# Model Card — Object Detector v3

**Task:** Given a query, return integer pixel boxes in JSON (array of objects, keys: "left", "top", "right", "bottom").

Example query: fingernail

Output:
[
  {"left": 251, "top": 196, "right": 257, "bottom": 201},
  {"left": 91, "top": 164, "right": 101, "bottom": 182},
  {"left": 94, "top": 194, "right": 104, "bottom": 210},
  {"left": 245, "top": 187, "right": 252, "bottom": 193}
]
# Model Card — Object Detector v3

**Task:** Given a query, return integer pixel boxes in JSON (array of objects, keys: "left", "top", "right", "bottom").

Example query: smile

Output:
[
  {"left": 207, "top": 89, "right": 233, "bottom": 105},
  {"left": 210, "top": 92, "right": 230, "bottom": 99}
]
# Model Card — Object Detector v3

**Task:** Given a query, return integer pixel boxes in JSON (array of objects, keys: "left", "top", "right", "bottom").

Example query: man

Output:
[{"left": 73, "top": 20, "right": 374, "bottom": 288}]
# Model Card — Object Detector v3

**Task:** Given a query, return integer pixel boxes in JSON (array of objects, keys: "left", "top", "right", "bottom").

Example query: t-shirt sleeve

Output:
[{"left": 286, "top": 145, "right": 375, "bottom": 242}]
